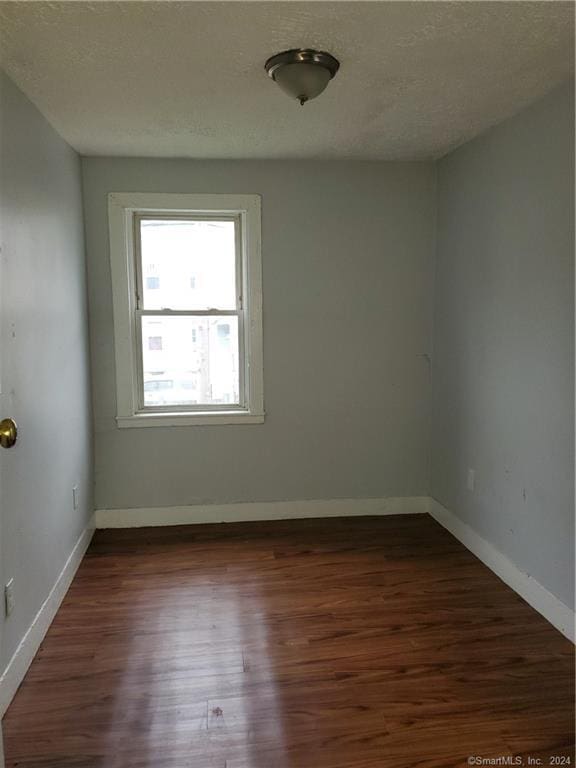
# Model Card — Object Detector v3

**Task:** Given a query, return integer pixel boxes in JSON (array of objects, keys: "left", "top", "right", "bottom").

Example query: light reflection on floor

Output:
[{"left": 107, "top": 577, "right": 287, "bottom": 767}]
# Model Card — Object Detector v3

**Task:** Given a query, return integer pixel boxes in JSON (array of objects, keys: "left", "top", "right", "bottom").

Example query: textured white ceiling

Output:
[{"left": 0, "top": 1, "right": 573, "bottom": 159}]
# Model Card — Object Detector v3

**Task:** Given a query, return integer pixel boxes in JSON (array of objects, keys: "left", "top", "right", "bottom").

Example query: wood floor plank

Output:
[{"left": 3, "top": 515, "right": 574, "bottom": 767}]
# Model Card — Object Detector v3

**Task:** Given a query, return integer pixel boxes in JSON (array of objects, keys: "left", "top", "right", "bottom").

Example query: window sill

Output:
[{"left": 116, "top": 411, "right": 265, "bottom": 428}]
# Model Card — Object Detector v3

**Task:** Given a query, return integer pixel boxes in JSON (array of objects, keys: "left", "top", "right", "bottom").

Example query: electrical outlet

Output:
[
  {"left": 72, "top": 484, "right": 79, "bottom": 510},
  {"left": 5, "top": 579, "right": 14, "bottom": 617},
  {"left": 466, "top": 468, "right": 476, "bottom": 492}
]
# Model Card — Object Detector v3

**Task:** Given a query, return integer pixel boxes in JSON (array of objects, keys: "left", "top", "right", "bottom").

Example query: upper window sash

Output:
[{"left": 133, "top": 213, "right": 242, "bottom": 312}]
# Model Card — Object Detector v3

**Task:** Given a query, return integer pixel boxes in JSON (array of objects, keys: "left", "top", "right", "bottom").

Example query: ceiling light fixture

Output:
[{"left": 264, "top": 48, "right": 340, "bottom": 106}]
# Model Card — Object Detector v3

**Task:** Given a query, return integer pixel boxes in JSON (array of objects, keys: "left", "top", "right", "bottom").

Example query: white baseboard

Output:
[
  {"left": 429, "top": 499, "right": 575, "bottom": 643},
  {"left": 95, "top": 496, "right": 431, "bottom": 529},
  {"left": 0, "top": 515, "right": 95, "bottom": 717}
]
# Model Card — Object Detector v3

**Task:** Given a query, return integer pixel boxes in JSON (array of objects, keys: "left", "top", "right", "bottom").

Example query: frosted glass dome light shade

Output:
[
  {"left": 272, "top": 62, "right": 331, "bottom": 104},
  {"left": 265, "top": 49, "right": 340, "bottom": 105}
]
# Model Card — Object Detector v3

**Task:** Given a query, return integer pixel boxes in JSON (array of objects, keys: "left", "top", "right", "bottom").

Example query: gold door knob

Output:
[{"left": 0, "top": 418, "right": 17, "bottom": 449}]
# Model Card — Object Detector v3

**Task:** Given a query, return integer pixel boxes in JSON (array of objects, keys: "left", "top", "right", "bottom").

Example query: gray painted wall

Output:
[
  {"left": 0, "top": 71, "right": 93, "bottom": 671},
  {"left": 81, "top": 159, "right": 436, "bottom": 510},
  {"left": 431, "top": 80, "right": 574, "bottom": 609}
]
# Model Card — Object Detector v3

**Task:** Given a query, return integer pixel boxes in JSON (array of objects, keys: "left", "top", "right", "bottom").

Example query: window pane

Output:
[
  {"left": 140, "top": 219, "right": 237, "bottom": 310},
  {"left": 141, "top": 316, "right": 239, "bottom": 407}
]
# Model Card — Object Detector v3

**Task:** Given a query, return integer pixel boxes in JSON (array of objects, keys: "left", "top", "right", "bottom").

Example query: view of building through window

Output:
[{"left": 139, "top": 219, "right": 240, "bottom": 407}]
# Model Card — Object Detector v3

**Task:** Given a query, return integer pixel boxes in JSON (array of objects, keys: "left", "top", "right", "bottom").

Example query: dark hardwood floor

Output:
[{"left": 3, "top": 515, "right": 574, "bottom": 767}]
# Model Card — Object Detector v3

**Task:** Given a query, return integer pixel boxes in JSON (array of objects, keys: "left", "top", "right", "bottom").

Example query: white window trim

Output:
[{"left": 108, "top": 192, "right": 264, "bottom": 427}]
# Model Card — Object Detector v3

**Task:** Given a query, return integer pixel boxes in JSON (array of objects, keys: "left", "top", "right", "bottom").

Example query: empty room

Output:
[{"left": 0, "top": 1, "right": 573, "bottom": 765}]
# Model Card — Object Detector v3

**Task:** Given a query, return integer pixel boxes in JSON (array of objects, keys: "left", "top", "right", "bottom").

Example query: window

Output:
[
  {"left": 148, "top": 335, "right": 163, "bottom": 351},
  {"left": 146, "top": 276, "right": 160, "bottom": 290},
  {"left": 217, "top": 323, "right": 230, "bottom": 339},
  {"left": 108, "top": 193, "right": 263, "bottom": 427},
  {"left": 144, "top": 380, "right": 173, "bottom": 391}
]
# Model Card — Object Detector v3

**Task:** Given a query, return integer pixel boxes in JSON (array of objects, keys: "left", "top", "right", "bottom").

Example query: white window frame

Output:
[{"left": 108, "top": 192, "right": 264, "bottom": 427}]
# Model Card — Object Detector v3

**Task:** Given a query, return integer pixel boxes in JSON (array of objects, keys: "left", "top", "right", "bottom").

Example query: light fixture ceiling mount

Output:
[{"left": 264, "top": 48, "right": 340, "bottom": 105}]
